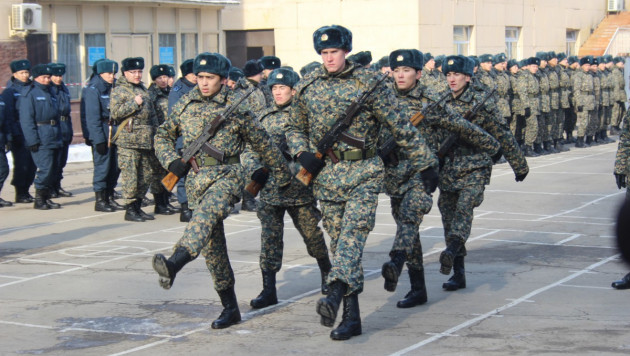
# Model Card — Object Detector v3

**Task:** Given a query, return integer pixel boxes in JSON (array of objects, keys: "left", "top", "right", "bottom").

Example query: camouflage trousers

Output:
[
  {"left": 586, "top": 108, "right": 600, "bottom": 136},
  {"left": 437, "top": 185, "right": 485, "bottom": 257},
  {"left": 611, "top": 101, "right": 626, "bottom": 127},
  {"left": 536, "top": 113, "right": 551, "bottom": 144},
  {"left": 550, "top": 109, "right": 565, "bottom": 140},
  {"left": 174, "top": 178, "right": 240, "bottom": 291},
  {"left": 389, "top": 185, "right": 433, "bottom": 271},
  {"left": 256, "top": 201, "right": 329, "bottom": 272},
  {"left": 575, "top": 109, "right": 591, "bottom": 137},
  {"left": 149, "top": 154, "right": 168, "bottom": 195},
  {"left": 117, "top": 148, "right": 155, "bottom": 205},
  {"left": 599, "top": 105, "right": 612, "bottom": 130},
  {"left": 319, "top": 185, "right": 379, "bottom": 295},
  {"left": 521, "top": 113, "right": 538, "bottom": 146}
]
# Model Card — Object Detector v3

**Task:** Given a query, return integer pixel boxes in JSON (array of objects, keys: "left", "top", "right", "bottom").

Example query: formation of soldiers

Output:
[{"left": 0, "top": 23, "right": 626, "bottom": 341}]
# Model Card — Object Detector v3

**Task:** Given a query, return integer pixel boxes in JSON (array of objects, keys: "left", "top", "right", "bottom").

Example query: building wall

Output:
[{"left": 222, "top": 0, "right": 609, "bottom": 70}]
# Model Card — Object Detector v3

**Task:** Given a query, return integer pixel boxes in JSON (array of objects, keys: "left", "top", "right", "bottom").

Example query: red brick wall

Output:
[{"left": 0, "top": 40, "right": 27, "bottom": 90}]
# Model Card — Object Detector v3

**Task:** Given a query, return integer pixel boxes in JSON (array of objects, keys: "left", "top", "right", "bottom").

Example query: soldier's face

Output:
[
  {"left": 509, "top": 65, "right": 519, "bottom": 74},
  {"left": 100, "top": 72, "right": 115, "bottom": 84},
  {"left": 125, "top": 70, "right": 143, "bottom": 84},
  {"left": 34, "top": 75, "right": 51, "bottom": 86},
  {"left": 13, "top": 70, "right": 30, "bottom": 83},
  {"left": 154, "top": 75, "right": 169, "bottom": 89},
  {"left": 393, "top": 66, "right": 420, "bottom": 91},
  {"left": 617, "top": 62, "right": 625, "bottom": 68},
  {"left": 381, "top": 66, "right": 392, "bottom": 76},
  {"left": 185, "top": 73, "right": 198, "bottom": 84},
  {"left": 527, "top": 64, "right": 538, "bottom": 74},
  {"left": 549, "top": 58, "right": 558, "bottom": 66},
  {"left": 262, "top": 69, "right": 273, "bottom": 79},
  {"left": 425, "top": 59, "right": 435, "bottom": 70},
  {"left": 272, "top": 84, "right": 295, "bottom": 106},
  {"left": 227, "top": 79, "right": 236, "bottom": 89},
  {"left": 320, "top": 48, "right": 348, "bottom": 74},
  {"left": 197, "top": 72, "right": 224, "bottom": 96},
  {"left": 51, "top": 75, "right": 63, "bottom": 85},
  {"left": 446, "top": 72, "right": 470, "bottom": 96},
  {"left": 480, "top": 62, "right": 492, "bottom": 71},
  {"left": 581, "top": 63, "right": 590, "bottom": 72}
]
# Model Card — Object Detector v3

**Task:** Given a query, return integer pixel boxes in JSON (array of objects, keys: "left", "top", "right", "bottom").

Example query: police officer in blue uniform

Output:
[
  {"left": 83, "top": 59, "right": 121, "bottom": 212},
  {"left": 49, "top": 63, "right": 74, "bottom": 198},
  {"left": 0, "top": 95, "right": 11, "bottom": 207},
  {"left": 2, "top": 59, "right": 37, "bottom": 204},
  {"left": 19, "top": 64, "right": 63, "bottom": 210}
]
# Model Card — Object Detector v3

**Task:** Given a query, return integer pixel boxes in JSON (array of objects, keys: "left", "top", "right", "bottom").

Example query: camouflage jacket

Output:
[
  {"left": 544, "top": 66, "right": 561, "bottom": 110},
  {"left": 558, "top": 64, "right": 572, "bottom": 109},
  {"left": 253, "top": 101, "right": 316, "bottom": 206},
  {"left": 572, "top": 70, "right": 595, "bottom": 111},
  {"left": 508, "top": 71, "right": 521, "bottom": 115},
  {"left": 516, "top": 70, "right": 540, "bottom": 115},
  {"left": 611, "top": 66, "right": 626, "bottom": 103},
  {"left": 286, "top": 61, "right": 437, "bottom": 202},
  {"left": 591, "top": 71, "right": 601, "bottom": 108},
  {"left": 440, "top": 83, "right": 529, "bottom": 191},
  {"left": 615, "top": 113, "right": 629, "bottom": 175},
  {"left": 599, "top": 69, "right": 613, "bottom": 106},
  {"left": 535, "top": 70, "right": 551, "bottom": 113},
  {"left": 233, "top": 78, "right": 268, "bottom": 116},
  {"left": 110, "top": 76, "right": 159, "bottom": 150},
  {"left": 380, "top": 81, "right": 500, "bottom": 197},
  {"left": 420, "top": 68, "right": 449, "bottom": 95},
  {"left": 493, "top": 69, "right": 511, "bottom": 118},
  {"left": 154, "top": 85, "right": 291, "bottom": 209},
  {"left": 148, "top": 83, "right": 170, "bottom": 125},
  {"left": 259, "top": 78, "right": 274, "bottom": 107}
]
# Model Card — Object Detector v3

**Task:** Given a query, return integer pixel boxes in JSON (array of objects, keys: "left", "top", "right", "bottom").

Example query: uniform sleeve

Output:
[
  {"left": 481, "top": 103, "right": 529, "bottom": 177},
  {"left": 438, "top": 103, "right": 500, "bottom": 156},
  {"left": 85, "top": 87, "right": 108, "bottom": 145},
  {"left": 615, "top": 114, "right": 630, "bottom": 175},
  {"left": 18, "top": 92, "right": 39, "bottom": 147},
  {"left": 154, "top": 105, "right": 182, "bottom": 171},
  {"left": 110, "top": 86, "right": 140, "bottom": 122},
  {"left": 286, "top": 89, "right": 311, "bottom": 157}
]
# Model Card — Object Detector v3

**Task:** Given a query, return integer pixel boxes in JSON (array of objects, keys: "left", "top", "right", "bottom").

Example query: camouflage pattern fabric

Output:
[
  {"left": 256, "top": 201, "right": 328, "bottom": 272},
  {"left": 535, "top": 70, "right": 551, "bottom": 144},
  {"left": 493, "top": 68, "right": 512, "bottom": 118},
  {"left": 117, "top": 147, "right": 154, "bottom": 205},
  {"left": 517, "top": 70, "right": 540, "bottom": 145},
  {"left": 615, "top": 114, "right": 630, "bottom": 178},
  {"left": 588, "top": 71, "right": 601, "bottom": 136},
  {"left": 110, "top": 76, "right": 159, "bottom": 150},
  {"left": 611, "top": 65, "right": 626, "bottom": 127},
  {"left": 233, "top": 78, "right": 268, "bottom": 116},
  {"left": 572, "top": 69, "right": 595, "bottom": 137},
  {"left": 419, "top": 68, "right": 449, "bottom": 95},
  {"left": 558, "top": 65, "right": 572, "bottom": 109},
  {"left": 437, "top": 185, "right": 485, "bottom": 256},
  {"left": 286, "top": 61, "right": 437, "bottom": 295},
  {"left": 148, "top": 83, "right": 170, "bottom": 125}
]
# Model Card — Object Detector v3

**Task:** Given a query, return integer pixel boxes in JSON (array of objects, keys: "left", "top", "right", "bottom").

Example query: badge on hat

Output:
[
  {"left": 136, "top": 61, "right": 140, "bottom": 66},
  {"left": 397, "top": 55, "right": 404, "bottom": 62},
  {"left": 321, "top": 34, "right": 328, "bottom": 41},
  {"left": 276, "top": 73, "right": 283, "bottom": 79},
  {"left": 448, "top": 59, "right": 454, "bottom": 65},
  {"left": 200, "top": 59, "right": 207, "bottom": 65}
]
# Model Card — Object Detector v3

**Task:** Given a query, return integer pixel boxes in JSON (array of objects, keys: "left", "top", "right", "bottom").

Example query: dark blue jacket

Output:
[
  {"left": 19, "top": 82, "right": 62, "bottom": 149},
  {"left": 167, "top": 77, "right": 196, "bottom": 116},
  {"left": 80, "top": 75, "right": 99, "bottom": 142},
  {"left": 50, "top": 82, "right": 73, "bottom": 143},
  {"left": 2, "top": 77, "right": 32, "bottom": 140},
  {"left": 84, "top": 75, "right": 114, "bottom": 146},
  {"left": 0, "top": 98, "right": 7, "bottom": 148}
]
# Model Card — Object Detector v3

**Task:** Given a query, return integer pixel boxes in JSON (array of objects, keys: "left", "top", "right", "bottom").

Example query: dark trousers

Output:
[
  {"left": 92, "top": 143, "right": 120, "bottom": 192},
  {"left": 31, "top": 147, "right": 60, "bottom": 190},
  {"left": 54, "top": 141, "right": 70, "bottom": 189},
  {"left": 10, "top": 137, "right": 36, "bottom": 190}
]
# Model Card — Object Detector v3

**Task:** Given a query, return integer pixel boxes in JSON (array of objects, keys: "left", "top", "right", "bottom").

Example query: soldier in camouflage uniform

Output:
[
  {"left": 613, "top": 111, "right": 630, "bottom": 289},
  {"left": 515, "top": 57, "right": 541, "bottom": 156},
  {"left": 535, "top": 52, "right": 554, "bottom": 154},
  {"left": 476, "top": 54, "right": 496, "bottom": 91},
  {"left": 259, "top": 56, "right": 281, "bottom": 106},
  {"left": 611, "top": 57, "right": 626, "bottom": 135},
  {"left": 597, "top": 56, "right": 615, "bottom": 144},
  {"left": 565, "top": 56, "right": 581, "bottom": 143},
  {"left": 152, "top": 53, "right": 291, "bottom": 330},
  {"left": 286, "top": 25, "right": 438, "bottom": 340},
  {"left": 588, "top": 57, "right": 602, "bottom": 146},
  {"left": 227, "top": 67, "right": 244, "bottom": 90},
  {"left": 148, "top": 64, "right": 179, "bottom": 216},
  {"left": 492, "top": 54, "right": 512, "bottom": 126},
  {"left": 507, "top": 59, "right": 522, "bottom": 141},
  {"left": 110, "top": 57, "right": 159, "bottom": 222},
  {"left": 572, "top": 56, "right": 596, "bottom": 148},
  {"left": 420, "top": 52, "right": 449, "bottom": 94},
  {"left": 546, "top": 52, "right": 569, "bottom": 152},
  {"left": 379, "top": 49, "right": 500, "bottom": 309},
  {"left": 248, "top": 67, "right": 332, "bottom": 310},
  {"left": 557, "top": 53, "right": 573, "bottom": 146},
  {"left": 439, "top": 55, "right": 529, "bottom": 292}
]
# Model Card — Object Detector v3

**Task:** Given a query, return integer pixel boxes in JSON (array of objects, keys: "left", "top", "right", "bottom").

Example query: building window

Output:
[
  {"left": 505, "top": 27, "right": 520, "bottom": 59},
  {"left": 181, "top": 33, "right": 198, "bottom": 62},
  {"left": 453, "top": 26, "right": 472, "bottom": 56},
  {"left": 85, "top": 34, "right": 106, "bottom": 82},
  {"left": 566, "top": 30, "right": 578, "bottom": 56},
  {"left": 57, "top": 33, "right": 81, "bottom": 99},
  {"left": 159, "top": 33, "right": 176, "bottom": 69}
]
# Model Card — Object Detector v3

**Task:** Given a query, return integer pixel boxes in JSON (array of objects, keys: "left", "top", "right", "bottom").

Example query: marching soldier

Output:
[
  {"left": 420, "top": 52, "right": 448, "bottom": 93},
  {"left": 286, "top": 25, "right": 438, "bottom": 340},
  {"left": 438, "top": 55, "right": 529, "bottom": 292},
  {"left": 151, "top": 52, "right": 291, "bottom": 329},
  {"left": 572, "top": 56, "right": 596, "bottom": 148},
  {"left": 19, "top": 64, "right": 62, "bottom": 210},
  {"left": 613, "top": 111, "right": 630, "bottom": 289},
  {"left": 248, "top": 67, "right": 332, "bottom": 309},
  {"left": 2, "top": 59, "right": 36, "bottom": 204},
  {"left": 49, "top": 63, "right": 74, "bottom": 197},
  {"left": 379, "top": 49, "right": 499, "bottom": 309},
  {"left": 110, "top": 57, "right": 159, "bottom": 222}
]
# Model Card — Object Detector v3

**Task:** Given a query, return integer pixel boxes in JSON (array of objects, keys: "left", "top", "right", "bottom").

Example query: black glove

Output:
[
  {"left": 420, "top": 166, "right": 439, "bottom": 194},
  {"left": 515, "top": 171, "right": 528, "bottom": 182},
  {"left": 615, "top": 173, "right": 627, "bottom": 189},
  {"left": 29, "top": 144, "right": 40, "bottom": 153},
  {"left": 95, "top": 142, "right": 108, "bottom": 155},
  {"left": 524, "top": 108, "right": 531, "bottom": 118},
  {"left": 298, "top": 151, "right": 325, "bottom": 176},
  {"left": 168, "top": 159, "right": 191, "bottom": 178},
  {"left": 577, "top": 106, "right": 583, "bottom": 113},
  {"left": 84, "top": 138, "right": 92, "bottom": 146},
  {"left": 251, "top": 168, "right": 269, "bottom": 186}
]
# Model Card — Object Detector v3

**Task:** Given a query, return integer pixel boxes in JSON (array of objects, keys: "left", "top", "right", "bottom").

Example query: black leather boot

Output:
[
  {"left": 56, "top": 187, "right": 73, "bottom": 197},
  {"left": 397, "top": 268, "right": 428, "bottom": 308},
  {"left": 211, "top": 287, "right": 242, "bottom": 329},
  {"left": 95, "top": 191, "right": 115, "bottom": 212},
  {"left": 443, "top": 256, "right": 466, "bottom": 291},
  {"left": 16, "top": 187, "right": 34, "bottom": 204},
  {"left": 250, "top": 270, "right": 278, "bottom": 309},
  {"left": 241, "top": 190, "right": 257, "bottom": 212},
  {"left": 317, "top": 256, "right": 332, "bottom": 295},
  {"left": 554, "top": 139, "right": 569, "bottom": 152},
  {"left": 0, "top": 197, "right": 12, "bottom": 207},
  {"left": 533, "top": 143, "right": 546, "bottom": 155},
  {"left": 137, "top": 200, "right": 155, "bottom": 220},
  {"left": 108, "top": 189, "right": 124, "bottom": 210},
  {"left": 154, "top": 193, "right": 176, "bottom": 215},
  {"left": 382, "top": 250, "right": 406, "bottom": 292},
  {"left": 543, "top": 141, "right": 557, "bottom": 154},
  {"left": 439, "top": 239, "right": 463, "bottom": 275},
  {"left": 34, "top": 189, "right": 50, "bottom": 210},
  {"left": 125, "top": 200, "right": 145, "bottom": 222},
  {"left": 152, "top": 246, "right": 192, "bottom": 290},
  {"left": 316, "top": 281, "right": 347, "bottom": 327},
  {"left": 523, "top": 145, "right": 538, "bottom": 157},
  {"left": 612, "top": 272, "right": 630, "bottom": 290},
  {"left": 575, "top": 136, "right": 586, "bottom": 148},
  {"left": 44, "top": 188, "right": 61, "bottom": 209},
  {"left": 585, "top": 135, "right": 593, "bottom": 146},
  {"left": 179, "top": 202, "right": 192, "bottom": 222},
  {"left": 601, "top": 129, "right": 615, "bottom": 143},
  {"left": 330, "top": 293, "right": 362, "bottom": 341}
]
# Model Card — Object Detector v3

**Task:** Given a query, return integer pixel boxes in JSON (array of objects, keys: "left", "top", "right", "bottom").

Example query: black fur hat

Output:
[
  {"left": 180, "top": 59, "right": 194, "bottom": 76},
  {"left": 121, "top": 57, "right": 144, "bottom": 72},
  {"left": 313, "top": 25, "right": 352, "bottom": 54},
  {"left": 10, "top": 59, "right": 30, "bottom": 73},
  {"left": 150, "top": 64, "right": 171, "bottom": 80},
  {"left": 348, "top": 51, "right": 372, "bottom": 66},
  {"left": 443, "top": 55, "right": 474, "bottom": 76},
  {"left": 49, "top": 63, "right": 66, "bottom": 76},
  {"left": 96, "top": 59, "right": 118, "bottom": 75},
  {"left": 194, "top": 52, "right": 231, "bottom": 77},
  {"left": 243, "top": 59, "right": 264, "bottom": 77},
  {"left": 31, "top": 64, "right": 52, "bottom": 78},
  {"left": 260, "top": 56, "right": 281, "bottom": 70},
  {"left": 267, "top": 67, "right": 299, "bottom": 88},
  {"left": 389, "top": 49, "right": 424, "bottom": 71}
]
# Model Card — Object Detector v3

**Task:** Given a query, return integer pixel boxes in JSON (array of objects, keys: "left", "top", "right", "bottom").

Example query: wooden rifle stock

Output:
[
  {"left": 296, "top": 152, "right": 323, "bottom": 186},
  {"left": 245, "top": 168, "right": 269, "bottom": 197}
]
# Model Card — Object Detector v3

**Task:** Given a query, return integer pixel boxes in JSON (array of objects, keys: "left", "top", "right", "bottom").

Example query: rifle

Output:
[
  {"left": 377, "top": 90, "right": 451, "bottom": 166},
  {"left": 295, "top": 72, "right": 389, "bottom": 186},
  {"left": 161, "top": 87, "right": 255, "bottom": 191},
  {"left": 244, "top": 136, "right": 295, "bottom": 197},
  {"left": 437, "top": 88, "right": 496, "bottom": 160}
]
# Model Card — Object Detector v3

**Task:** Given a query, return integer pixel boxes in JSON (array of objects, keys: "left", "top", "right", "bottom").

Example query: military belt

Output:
[
  {"left": 329, "top": 148, "right": 376, "bottom": 161},
  {"left": 36, "top": 120, "right": 57, "bottom": 126},
  {"left": 60, "top": 116, "right": 69, "bottom": 122},
  {"left": 195, "top": 155, "right": 240, "bottom": 167}
]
